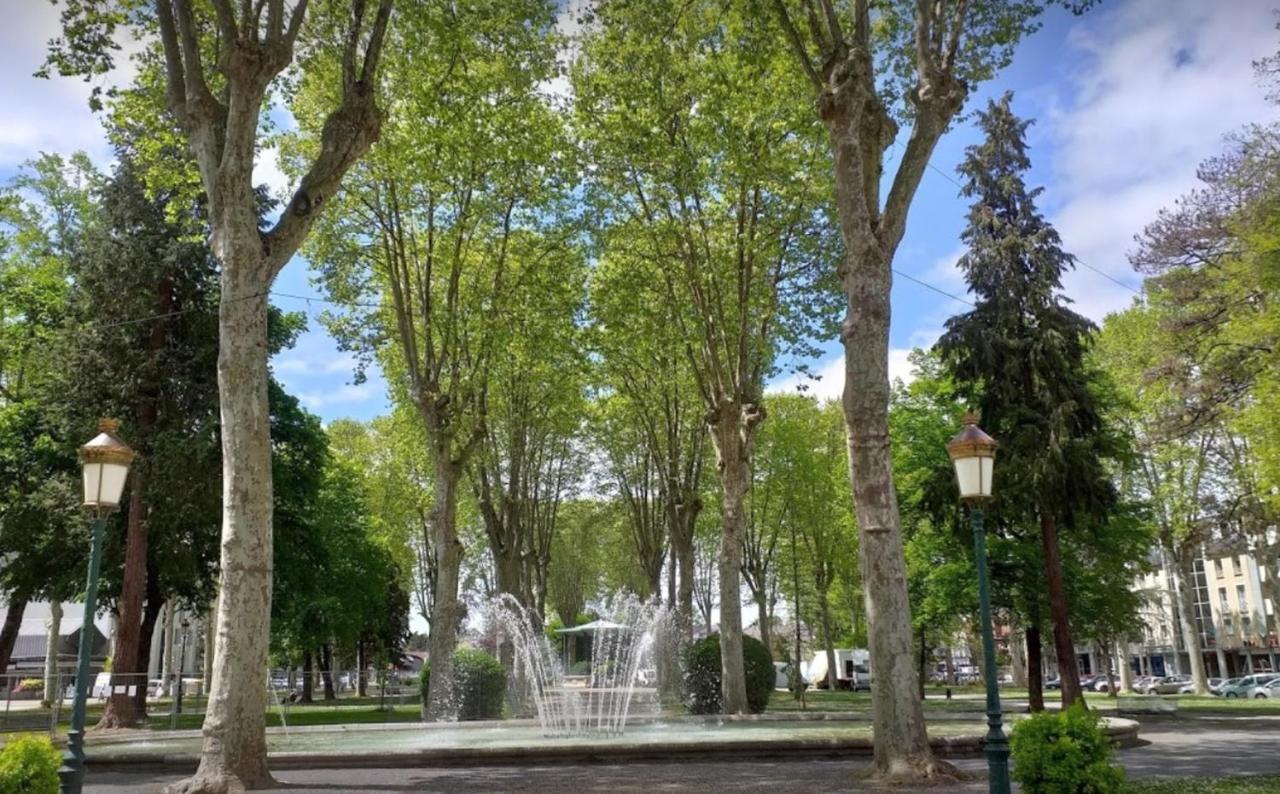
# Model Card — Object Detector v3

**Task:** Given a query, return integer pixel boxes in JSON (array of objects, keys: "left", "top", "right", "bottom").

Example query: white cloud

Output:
[
  {"left": 272, "top": 353, "right": 358, "bottom": 377},
  {"left": 295, "top": 383, "right": 376, "bottom": 410},
  {"left": 254, "top": 146, "right": 292, "bottom": 201},
  {"left": 1039, "top": 0, "right": 1280, "bottom": 321},
  {"left": 0, "top": 2, "right": 139, "bottom": 170},
  {"left": 769, "top": 346, "right": 923, "bottom": 400}
]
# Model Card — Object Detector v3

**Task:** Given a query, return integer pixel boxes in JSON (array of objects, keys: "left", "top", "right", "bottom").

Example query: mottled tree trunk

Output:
[
  {"left": 754, "top": 591, "right": 771, "bottom": 658},
  {"left": 321, "top": 645, "right": 335, "bottom": 701},
  {"left": 101, "top": 480, "right": 149, "bottom": 727},
  {"left": 1027, "top": 622, "right": 1045, "bottom": 713},
  {"left": 0, "top": 592, "right": 27, "bottom": 686},
  {"left": 301, "top": 651, "right": 313, "bottom": 703},
  {"left": 917, "top": 628, "right": 928, "bottom": 701},
  {"left": 1171, "top": 549, "right": 1211, "bottom": 695},
  {"left": 42, "top": 600, "right": 62, "bottom": 707},
  {"left": 133, "top": 587, "right": 162, "bottom": 716},
  {"left": 356, "top": 639, "right": 368, "bottom": 697},
  {"left": 202, "top": 598, "right": 216, "bottom": 697},
  {"left": 1117, "top": 642, "right": 1134, "bottom": 693},
  {"left": 839, "top": 257, "right": 938, "bottom": 776},
  {"left": 192, "top": 282, "right": 276, "bottom": 788},
  {"left": 673, "top": 505, "right": 697, "bottom": 643},
  {"left": 1009, "top": 629, "right": 1027, "bottom": 689},
  {"left": 818, "top": 591, "right": 838, "bottom": 691},
  {"left": 425, "top": 454, "right": 464, "bottom": 721},
  {"left": 160, "top": 602, "right": 175, "bottom": 696},
  {"left": 1040, "top": 517, "right": 1083, "bottom": 708},
  {"left": 709, "top": 407, "right": 754, "bottom": 715}
]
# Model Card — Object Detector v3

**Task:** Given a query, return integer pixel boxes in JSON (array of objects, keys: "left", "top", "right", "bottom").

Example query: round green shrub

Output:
[
  {"left": 681, "top": 633, "right": 774, "bottom": 715},
  {"left": 0, "top": 736, "right": 61, "bottom": 794},
  {"left": 1010, "top": 704, "right": 1125, "bottom": 794},
  {"left": 418, "top": 647, "right": 506, "bottom": 721}
]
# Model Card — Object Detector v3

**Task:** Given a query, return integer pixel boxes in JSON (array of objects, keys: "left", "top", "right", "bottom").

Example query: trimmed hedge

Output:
[
  {"left": 0, "top": 736, "right": 61, "bottom": 794},
  {"left": 419, "top": 647, "right": 506, "bottom": 720},
  {"left": 1010, "top": 704, "right": 1125, "bottom": 793},
  {"left": 681, "top": 633, "right": 774, "bottom": 715}
]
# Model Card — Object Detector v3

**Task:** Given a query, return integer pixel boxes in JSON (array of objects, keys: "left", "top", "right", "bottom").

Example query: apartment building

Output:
[{"left": 1122, "top": 535, "right": 1279, "bottom": 679}]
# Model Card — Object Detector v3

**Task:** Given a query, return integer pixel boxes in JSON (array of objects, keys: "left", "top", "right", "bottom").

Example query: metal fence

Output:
[{"left": 0, "top": 668, "right": 421, "bottom": 736}]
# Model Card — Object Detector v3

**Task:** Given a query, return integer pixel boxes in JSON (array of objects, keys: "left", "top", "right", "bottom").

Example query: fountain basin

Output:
[{"left": 82, "top": 715, "right": 1140, "bottom": 770}]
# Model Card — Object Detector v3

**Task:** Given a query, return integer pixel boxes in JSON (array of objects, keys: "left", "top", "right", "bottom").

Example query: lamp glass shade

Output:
[
  {"left": 79, "top": 418, "right": 135, "bottom": 510},
  {"left": 946, "top": 413, "right": 997, "bottom": 500},
  {"left": 951, "top": 455, "right": 994, "bottom": 500},
  {"left": 83, "top": 461, "right": 130, "bottom": 508}
]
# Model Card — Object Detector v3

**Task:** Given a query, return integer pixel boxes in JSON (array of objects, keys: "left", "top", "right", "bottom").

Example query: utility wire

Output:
[
  {"left": 922, "top": 159, "right": 1143, "bottom": 296},
  {"left": 59, "top": 289, "right": 379, "bottom": 337}
]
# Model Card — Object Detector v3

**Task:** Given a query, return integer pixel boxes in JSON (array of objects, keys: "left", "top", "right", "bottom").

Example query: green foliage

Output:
[
  {"left": 1009, "top": 705, "right": 1125, "bottom": 793},
  {"left": 418, "top": 647, "right": 506, "bottom": 721},
  {"left": 270, "top": 390, "right": 409, "bottom": 667},
  {"left": 680, "top": 633, "right": 774, "bottom": 715},
  {"left": 0, "top": 735, "right": 61, "bottom": 794}
]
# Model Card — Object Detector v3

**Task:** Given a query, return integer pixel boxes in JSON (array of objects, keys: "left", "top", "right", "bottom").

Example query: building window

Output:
[
  {"left": 1238, "top": 584, "right": 1248, "bottom": 612},
  {"left": 1215, "top": 559, "right": 1224, "bottom": 578},
  {"left": 1219, "top": 587, "right": 1229, "bottom": 611},
  {"left": 1233, "top": 556, "right": 1243, "bottom": 577}
]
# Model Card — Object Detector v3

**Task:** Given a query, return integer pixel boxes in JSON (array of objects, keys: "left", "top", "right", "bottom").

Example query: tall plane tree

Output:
[
  {"left": 299, "top": 0, "right": 567, "bottom": 719},
  {"left": 591, "top": 244, "right": 707, "bottom": 639},
  {"left": 575, "top": 0, "right": 838, "bottom": 713},
  {"left": 769, "top": 0, "right": 1084, "bottom": 777},
  {"left": 936, "top": 94, "right": 1123, "bottom": 708},
  {"left": 46, "top": 2, "right": 395, "bottom": 789}
]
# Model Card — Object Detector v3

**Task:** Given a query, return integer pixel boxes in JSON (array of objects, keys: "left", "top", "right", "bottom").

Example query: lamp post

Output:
[
  {"left": 176, "top": 618, "right": 190, "bottom": 717},
  {"left": 60, "top": 419, "right": 135, "bottom": 794},
  {"left": 947, "top": 413, "right": 1009, "bottom": 794}
]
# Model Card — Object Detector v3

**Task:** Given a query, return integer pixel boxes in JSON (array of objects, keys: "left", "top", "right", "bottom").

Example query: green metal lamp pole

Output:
[
  {"left": 970, "top": 505, "right": 1011, "bottom": 794},
  {"left": 947, "top": 413, "right": 1007, "bottom": 794},
  {"left": 58, "top": 516, "right": 108, "bottom": 794},
  {"left": 60, "top": 418, "right": 135, "bottom": 794}
]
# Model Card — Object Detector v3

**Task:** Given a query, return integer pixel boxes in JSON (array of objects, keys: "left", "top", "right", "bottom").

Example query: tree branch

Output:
[
  {"left": 772, "top": 0, "right": 822, "bottom": 90},
  {"left": 211, "top": 0, "right": 239, "bottom": 47},
  {"left": 361, "top": 0, "right": 394, "bottom": 83},
  {"left": 154, "top": 1, "right": 189, "bottom": 121}
]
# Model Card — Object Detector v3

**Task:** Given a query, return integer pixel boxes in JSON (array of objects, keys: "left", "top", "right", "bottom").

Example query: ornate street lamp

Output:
[
  {"left": 60, "top": 419, "right": 134, "bottom": 794},
  {"left": 947, "top": 413, "right": 1009, "bottom": 794}
]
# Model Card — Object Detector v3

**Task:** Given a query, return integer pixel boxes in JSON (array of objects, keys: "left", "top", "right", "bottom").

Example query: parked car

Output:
[
  {"left": 1044, "top": 676, "right": 1061, "bottom": 690},
  {"left": 1248, "top": 677, "right": 1280, "bottom": 699},
  {"left": 1149, "top": 675, "right": 1191, "bottom": 694},
  {"left": 1178, "top": 677, "right": 1224, "bottom": 694},
  {"left": 1218, "top": 674, "right": 1278, "bottom": 698},
  {"left": 1094, "top": 674, "right": 1121, "bottom": 692}
]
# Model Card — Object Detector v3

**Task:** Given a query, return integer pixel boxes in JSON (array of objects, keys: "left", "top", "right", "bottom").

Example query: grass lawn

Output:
[
  {"left": 767, "top": 688, "right": 1280, "bottom": 714},
  {"left": 1126, "top": 776, "right": 1280, "bottom": 793}
]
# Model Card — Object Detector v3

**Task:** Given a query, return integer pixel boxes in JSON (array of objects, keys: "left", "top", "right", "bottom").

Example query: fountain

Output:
[{"left": 486, "top": 593, "right": 673, "bottom": 737}]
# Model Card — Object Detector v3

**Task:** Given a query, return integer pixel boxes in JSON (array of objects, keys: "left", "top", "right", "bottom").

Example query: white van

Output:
[{"left": 805, "top": 649, "right": 872, "bottom": 691}]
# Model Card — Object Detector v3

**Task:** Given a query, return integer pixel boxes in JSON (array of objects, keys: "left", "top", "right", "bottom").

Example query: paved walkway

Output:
[{"left": 84, "top": 717, "right": 1280, "bottom": 793}]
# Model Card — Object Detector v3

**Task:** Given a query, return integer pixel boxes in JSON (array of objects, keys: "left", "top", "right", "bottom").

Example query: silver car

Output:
[
  {"left": 1149, "top": 674, "right": 1191, "bottom": 694},
  {"left": 1247, "top": 676, "right": 1280, "bottom": 699}
]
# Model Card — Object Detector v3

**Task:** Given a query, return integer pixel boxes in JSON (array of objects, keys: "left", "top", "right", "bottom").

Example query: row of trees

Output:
[
  {"left": 0, "top": 147, "right": 410, "bottom": 724},
  {"left": 39, "top": 0, "right": 1274, "bottom": 789}
]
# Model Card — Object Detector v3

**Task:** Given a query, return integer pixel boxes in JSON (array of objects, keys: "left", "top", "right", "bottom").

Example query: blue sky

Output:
[{"left": 4, "top": 0, "right": 1277, "bottom": 421}]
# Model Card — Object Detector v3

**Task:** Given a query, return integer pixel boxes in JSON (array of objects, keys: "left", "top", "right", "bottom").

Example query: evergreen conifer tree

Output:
[{"left": 936, "top": 94, "right": 1124, "bottom": 709}]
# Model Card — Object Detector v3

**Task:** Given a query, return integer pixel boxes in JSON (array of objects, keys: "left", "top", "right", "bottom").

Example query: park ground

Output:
[
  {"left": 82, "top": 716, "right": 1280, "bottom": 793},
  {"left": 67, "top": 689, "right": 1280, "bottom": 793}
]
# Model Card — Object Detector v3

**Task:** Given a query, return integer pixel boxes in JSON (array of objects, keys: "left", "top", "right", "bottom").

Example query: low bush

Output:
[
  {"left": 0, "top": 736, "right": 61, "bottom": 794},
  {"left": 681, "top": 634, "right": 774, "bottom": 715},
  {"left": 1010, "top": 704, "right": 1124, "bottom": 793},
  {"left": 418, "top": 647, "right": 506, "bottom": 720},
  {"left": 15, "top": 679, "right": 43, "bottom": 693}
]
